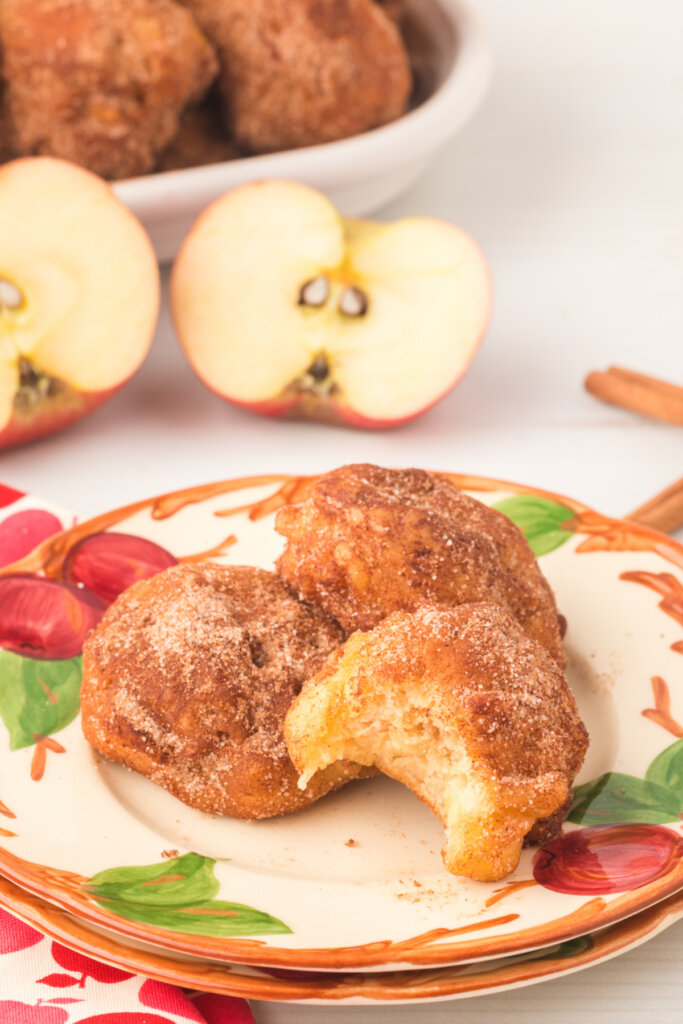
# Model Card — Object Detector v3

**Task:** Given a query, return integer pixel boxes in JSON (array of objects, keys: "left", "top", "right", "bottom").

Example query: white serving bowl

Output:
[{"left": 113, "top": 0, "right": 491, "bottom": 262}]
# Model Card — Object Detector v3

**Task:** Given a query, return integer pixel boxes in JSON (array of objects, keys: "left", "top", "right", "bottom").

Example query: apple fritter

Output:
[
  {"left": 0, "top": 0, "right": 218, "bottom": 179},
  {"left": 177, "top": 0, "right": 412, "bottom": 153},
  {"left": 276, "top": 464, "right": 567, "bottom": 665},
  {"left": 81, "top": 563, "right": 371, "bottom": 819},
  {"left": 285, "top": 603, "right": 589, "bottom": 882}
]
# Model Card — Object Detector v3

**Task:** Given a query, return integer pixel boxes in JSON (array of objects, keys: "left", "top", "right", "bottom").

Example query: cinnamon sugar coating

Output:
[
  {"left": 285, "top": 603, "right": 589, "bottom": 881},
  {"left": 177, "top": 0, "right": 412, "bottom": 153},
  {"left": 276, "top": 464, "right": 567, "bottom": 665},
  {"left": 81, "top": 563, "right": 370, "bottom": 819},
  {"left": 0, "top": 0, "right": 218, "bottom": 179}
]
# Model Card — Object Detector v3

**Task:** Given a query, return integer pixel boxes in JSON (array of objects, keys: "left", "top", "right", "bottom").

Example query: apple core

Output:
[{"left": 14, "top": 357, "right": 64, "bottom": 414}]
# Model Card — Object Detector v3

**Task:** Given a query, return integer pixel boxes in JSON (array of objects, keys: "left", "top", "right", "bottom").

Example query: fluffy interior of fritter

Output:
[{"left": 292, "top": 676, "right": 540, "bottom": 882}]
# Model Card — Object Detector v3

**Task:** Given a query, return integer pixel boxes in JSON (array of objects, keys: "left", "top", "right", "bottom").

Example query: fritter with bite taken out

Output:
[{"left": 285, "top": 603, "right": 589, "bottom": 882}]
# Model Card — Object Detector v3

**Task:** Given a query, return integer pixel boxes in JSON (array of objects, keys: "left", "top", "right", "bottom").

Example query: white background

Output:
[{"left": 2, "top": 0, "right": 682, "bottom": 1020}]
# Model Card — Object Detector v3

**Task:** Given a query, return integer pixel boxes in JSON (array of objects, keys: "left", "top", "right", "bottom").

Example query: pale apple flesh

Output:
[
  {"left": 171, "top": 181, "right": 492, "bottom": 428},
  {"left": 0, "top": 157, "right": 160, "bottom": 448}
]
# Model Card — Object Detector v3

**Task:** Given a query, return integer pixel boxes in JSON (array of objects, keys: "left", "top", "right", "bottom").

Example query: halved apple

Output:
[
  {"left": 170, "top": 181, "right": 492, "bottom": 428},
  {"left": 0, "top": 157, "right": 160, "bottom": 448}
]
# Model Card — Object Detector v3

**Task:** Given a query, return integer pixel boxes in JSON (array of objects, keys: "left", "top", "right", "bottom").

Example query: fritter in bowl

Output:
[
  {"left": 178, "top": 0, "right": 412, "bottom": 153},
  {"left": 0, "top": 0, "right": 218, "bottom": 179}
]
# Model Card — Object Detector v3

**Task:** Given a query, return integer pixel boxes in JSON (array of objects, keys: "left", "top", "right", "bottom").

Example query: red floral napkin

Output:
[{"left": 0, "top": 486, "right": 255, "bottom": 1024}]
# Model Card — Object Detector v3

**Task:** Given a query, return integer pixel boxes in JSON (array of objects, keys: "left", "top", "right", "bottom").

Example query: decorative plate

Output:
[
  {"left": 0, "top": 474, "right": 681, "bottom": 972},
  {"left": 0, "top": 876, "right": 680, "bottom": 1005}
]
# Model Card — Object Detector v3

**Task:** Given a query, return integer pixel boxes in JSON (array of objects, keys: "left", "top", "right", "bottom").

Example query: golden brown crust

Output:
[
  {"left": 276, "top": 464, "right": 567, "bottom": 665},
  {"left": 81, "top": 562, "right": 370, "bottom": 819},
  {"left": 178, "top": 0, "right": 412, "bottom": 153},
  {"left": 0, "top": 0, "right": 218, "bottom": 179},
  {"left": 285, "top": 603, "right": 589, "bottom": 881}
]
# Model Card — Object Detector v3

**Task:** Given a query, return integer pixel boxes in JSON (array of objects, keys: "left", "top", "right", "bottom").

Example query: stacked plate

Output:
[{"left": 0, "top": 473, "right": 681, "bottom": 1006}]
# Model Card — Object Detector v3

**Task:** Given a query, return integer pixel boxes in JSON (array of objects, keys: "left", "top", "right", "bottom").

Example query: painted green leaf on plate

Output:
[
  {"left": 0, "top": 650, "right": 81, "bottom": 750},
  {"left": 96, "top": 897, "right": 291, "bottom": 937},
  {"left": 569, "top": 771, "right": 681, "bottom": 825},
  {"left": 645, "top": 739, "right": 683, "bottom": 801},
  {"left": 86, "top": 853, "right": 291, "bottom": 937},
  {"left": 492, "top": 496, "right": 575, "bottom": 556},
  {"left": 87, "top": 852, "right": 219, "bottom": 907}
]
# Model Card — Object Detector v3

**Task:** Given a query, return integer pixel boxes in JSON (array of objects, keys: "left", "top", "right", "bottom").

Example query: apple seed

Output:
[
  {"left": 298, "top": 275, "right": 330, "bottom": 308},
  {"left": 0, "top": 278, "right": 24, "bottom": 311},
  {"left": 339, "top": 285, "right": 369, "bottom": 318}
]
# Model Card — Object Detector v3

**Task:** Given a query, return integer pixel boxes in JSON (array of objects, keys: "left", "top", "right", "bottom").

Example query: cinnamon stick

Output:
[
  {"left": 585, "top": 366, "right": 683, "bottom": 427},
  {"left": 628, "top": 477, "right": 683, "bottom": 535}
]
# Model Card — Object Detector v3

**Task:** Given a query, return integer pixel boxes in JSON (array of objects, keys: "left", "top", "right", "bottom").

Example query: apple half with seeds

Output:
[
  {"left": 0, "top": 157, "right": 160, "bottom": 449},
  {"left": 171, "top": 181, "right": 492, "bottom": 428}
]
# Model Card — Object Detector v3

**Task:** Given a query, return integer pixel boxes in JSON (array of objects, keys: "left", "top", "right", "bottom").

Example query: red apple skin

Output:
[{"left": 0, "top": 385, "right": 121, "bottom": 451}]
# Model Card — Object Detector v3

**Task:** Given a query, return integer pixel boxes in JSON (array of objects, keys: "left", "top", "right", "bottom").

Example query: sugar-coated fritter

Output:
[
  {"left": 276, "top": 464, "right": 567, "bottom": 665},
  {"left": 178, "top": 0, "right": 412, "bottom": 153},
  {"left": 285, "top": 603, "right": 589, "bottom": 881},
  {"left": 81, "top": 563, "right": 370, "bottom": 819},
  {"left": 0, "top": 0, "right": 218, "bottom": 179}
]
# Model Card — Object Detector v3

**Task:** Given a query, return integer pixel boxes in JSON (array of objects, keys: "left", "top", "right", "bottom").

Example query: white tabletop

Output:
[{"left": 2, "top": 0, "right": 681, "bottom": 1020}]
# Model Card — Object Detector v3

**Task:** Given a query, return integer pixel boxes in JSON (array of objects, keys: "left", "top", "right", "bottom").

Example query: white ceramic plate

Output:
[
  {"left": 113, "top": 0, "right": 492, "bottom": 261},
  {"left": 0, "top": 473, "right": 681, "bottom": 972},
  {"left": 0, "top": 876, "right": 680, "bottom": 1005}
]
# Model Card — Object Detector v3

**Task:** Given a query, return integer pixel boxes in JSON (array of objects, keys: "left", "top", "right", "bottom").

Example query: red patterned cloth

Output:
[{"left": 0, "top": 488, "right": 255, "bottom": 1024}]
